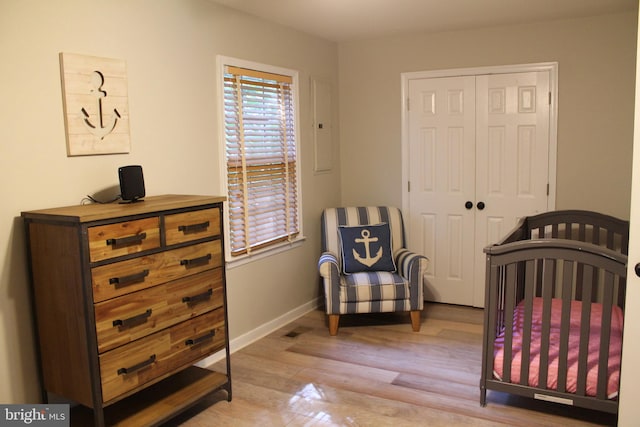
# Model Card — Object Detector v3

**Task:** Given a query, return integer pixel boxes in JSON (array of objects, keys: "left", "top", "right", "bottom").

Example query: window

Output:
[{"left": 221, "top": 59, "right": 302, "bottom": 259}]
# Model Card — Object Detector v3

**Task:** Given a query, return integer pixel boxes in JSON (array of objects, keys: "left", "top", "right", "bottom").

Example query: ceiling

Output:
[{"left": 210, "top": 0, "right": 638, "bottom": 42}]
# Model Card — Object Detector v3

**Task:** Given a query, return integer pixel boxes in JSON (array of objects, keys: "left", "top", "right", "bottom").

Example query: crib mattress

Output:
[{"left": 493, "top": 297, "right": 623, "bottom": 399}]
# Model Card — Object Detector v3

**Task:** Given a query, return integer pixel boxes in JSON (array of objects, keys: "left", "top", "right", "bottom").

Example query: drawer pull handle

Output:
[
  {"left": 106, "top": 232, "right": 147, "bottom": 247},
  {"left": 180, "top": 253, "right": 212, "bottom": 267},
  {"left": 178, "top": 221, "right": 210, "bottom": 234},
  {"left": 182, "top": 288, "right": 213, "bottom": 304},
  {"left": 113, "top": 309, "right": 152, "bottom": 328},
  {"left": 185, "top": 330, "right": 215, "bottom": 346},
  {"left": 117, "top": 354, "right": 156, "bottom": 376},
  {"left": 109, "top": 269, "right": 149, "bottom": 286}
]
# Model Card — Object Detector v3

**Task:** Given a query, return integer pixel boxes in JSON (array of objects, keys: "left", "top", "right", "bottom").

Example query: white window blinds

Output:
[{"left": 223, "top": 65, "right": 300, "bottom": 256}]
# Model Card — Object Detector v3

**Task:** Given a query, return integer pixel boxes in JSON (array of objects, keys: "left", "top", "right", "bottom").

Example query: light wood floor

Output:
[{"left": 169, "top": 303, "right": 617, "bottom": 427}]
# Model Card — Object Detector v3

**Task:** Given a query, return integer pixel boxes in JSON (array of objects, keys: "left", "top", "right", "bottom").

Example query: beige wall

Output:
[
  {"left": 0, "top": 0, "right": 340, "bottom": 403},
  {"left": 338, "top": 12, "right": 637, "bottom": 220}
]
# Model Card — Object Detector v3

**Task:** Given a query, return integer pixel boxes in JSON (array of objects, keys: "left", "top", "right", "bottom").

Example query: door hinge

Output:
[
  {"left": 548, "top": 92, "right": 551, "bottom": 105},
  {"left": 407, "top": 97, "right": 410, "bottom": 111},
  {"left": 408, "top": 181, "right": 411, "bottom": 192},
  {"left": 547, "top": 183, "right": 550, "bottom": 196}
]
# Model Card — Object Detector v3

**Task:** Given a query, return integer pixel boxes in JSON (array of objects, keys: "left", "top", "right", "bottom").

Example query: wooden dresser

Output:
[{"left": 22, "top": 194, "right": 231, "bottom": 426}]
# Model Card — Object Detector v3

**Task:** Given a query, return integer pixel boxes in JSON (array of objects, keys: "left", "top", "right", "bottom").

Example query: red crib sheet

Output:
[{"left": 493, "top": 297, "right": 623, "bottom": 399}]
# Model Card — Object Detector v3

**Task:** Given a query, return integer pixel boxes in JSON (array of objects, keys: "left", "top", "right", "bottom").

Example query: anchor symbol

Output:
[
  {"left": 81, "top": 70, "right": 121, "bottom": 140},
  {"left": 353, "top": 229, "right": 383, "bottom": 267}
]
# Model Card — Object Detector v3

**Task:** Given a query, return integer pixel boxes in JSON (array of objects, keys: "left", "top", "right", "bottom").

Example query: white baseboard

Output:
[{"left": 195, "top": 297, "right": 321, "bottom": 368}]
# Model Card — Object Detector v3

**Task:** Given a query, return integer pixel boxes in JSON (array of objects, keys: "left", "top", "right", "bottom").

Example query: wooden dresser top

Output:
[{"left": 22, "top": 194, "right": 226, "bottom": 223}]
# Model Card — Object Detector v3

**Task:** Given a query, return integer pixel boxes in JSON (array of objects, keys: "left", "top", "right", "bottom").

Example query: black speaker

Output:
[{"left": 118, "top": 165, "right": 145, "bottom": 203}]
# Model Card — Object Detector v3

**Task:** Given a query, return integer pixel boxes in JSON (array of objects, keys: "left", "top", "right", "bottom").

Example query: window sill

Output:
[{"left": 225, "top": 235, "right": 306, "bottom": 270}]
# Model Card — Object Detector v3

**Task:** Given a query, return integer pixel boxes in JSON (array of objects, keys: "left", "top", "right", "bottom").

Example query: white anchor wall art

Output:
[{"left": 60, "top": 52, "right": 131, "bottom": 156}]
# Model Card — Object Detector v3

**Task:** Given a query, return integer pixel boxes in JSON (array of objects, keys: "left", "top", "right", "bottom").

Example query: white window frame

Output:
[{"left": 217, "top": 55, "right": 304, "bottom": 267}]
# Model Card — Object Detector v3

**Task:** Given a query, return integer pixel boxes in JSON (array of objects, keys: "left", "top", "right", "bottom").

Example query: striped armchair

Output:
[{"left": 318, "top": 206, "right": 428, "bottom": 335}]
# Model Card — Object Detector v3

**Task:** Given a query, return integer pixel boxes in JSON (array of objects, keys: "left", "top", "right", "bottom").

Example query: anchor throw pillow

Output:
[{"left": 338, "top": 223, "right": 396, "bottom": 274}]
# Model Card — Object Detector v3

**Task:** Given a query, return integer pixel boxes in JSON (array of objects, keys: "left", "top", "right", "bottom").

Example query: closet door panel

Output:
[
  {"left": 408, "top": 76, "right": 476, "bottom": 306},
  {"left": 474, "top": 71, "right": 550, "bottom": 307}
]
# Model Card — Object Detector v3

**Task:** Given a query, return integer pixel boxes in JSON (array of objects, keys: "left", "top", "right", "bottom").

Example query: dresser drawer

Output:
[
  {"left": 92, "top": 240, "right": 222, "bottom": 303},
  {"left": 94, "top": 269, "right": 224, "bottom": 353},
  {"left": 99, "top": 308, "right": 226, "bottom": 403},
  {"left": 88, "top": 217, "right": 161, "bottom": 262},
  {"left": 165, "top": 208, "right": 220, "bottom": 246}
]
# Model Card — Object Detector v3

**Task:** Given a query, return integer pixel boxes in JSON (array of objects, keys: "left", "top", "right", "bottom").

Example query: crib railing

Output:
[
  {"left": 497, "top": 210, "right": 629, "bottom": 254},
  {"left": 494, "top": 209, "right": 628, "bottom": 308}
]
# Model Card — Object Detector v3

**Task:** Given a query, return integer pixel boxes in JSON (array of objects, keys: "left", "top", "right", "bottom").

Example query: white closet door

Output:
[
  {"left": 473, "top": 71, "right": 551, "bottom": 306},
  {"left": 407, "top": 76, "right": 477, "bottom": 306},
  {"left": 407, "top": 71, "right": 551, "bottom": 307}
]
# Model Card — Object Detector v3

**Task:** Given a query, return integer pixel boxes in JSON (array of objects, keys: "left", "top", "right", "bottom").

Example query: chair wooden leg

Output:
[
  {"left": 328, "top": 314, "right": 340, "bottom": 336},
  {"left": 410, "top": 310, "right": 421, "bottom": 332}
]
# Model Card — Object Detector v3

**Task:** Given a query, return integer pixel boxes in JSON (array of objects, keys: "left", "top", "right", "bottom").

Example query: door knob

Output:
[
  {"left": 635, "top": 263, "right": 640, "bottom": 278},
  {"left": 465, "top": 201, "right": 473, "bottom": 210},
  {"left": 477, "top": 201, "right": 485, "bottom": 210}
]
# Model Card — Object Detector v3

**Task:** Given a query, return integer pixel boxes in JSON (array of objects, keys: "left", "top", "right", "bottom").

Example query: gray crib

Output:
[{"left": 480, "top": 210, "right": 629, "bottom": 414}]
